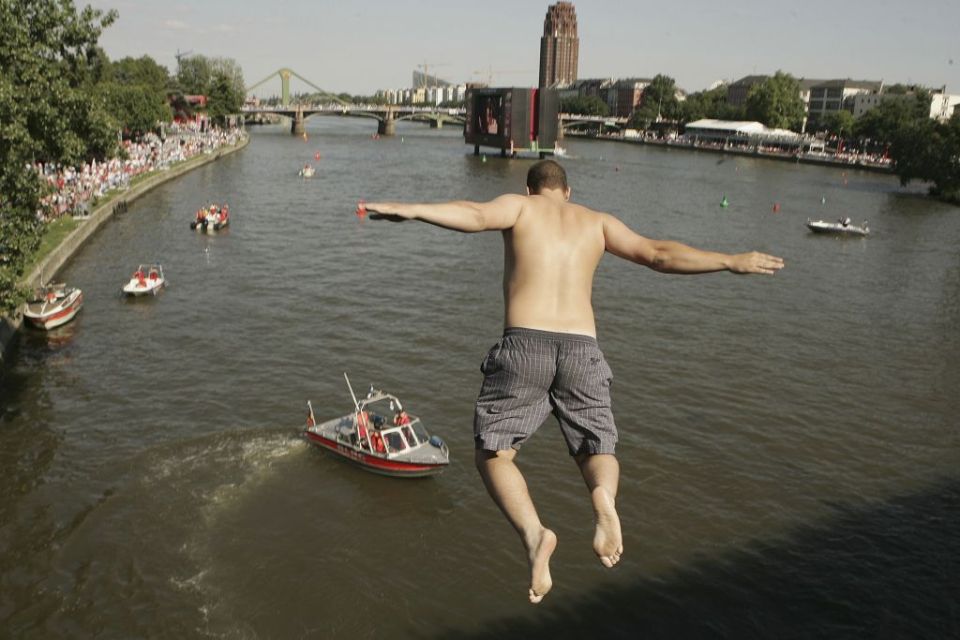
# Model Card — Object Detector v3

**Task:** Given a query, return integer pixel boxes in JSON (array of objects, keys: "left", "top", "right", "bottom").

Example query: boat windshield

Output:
[
  {"left": 383, "top": 429, "right": 407, "bottom": 453},
  {"left": 401, "top": 426, "right": 417, "bottom": 448},
  {"left": 411, "top": 420, "right": 429, "bottom": 443}
]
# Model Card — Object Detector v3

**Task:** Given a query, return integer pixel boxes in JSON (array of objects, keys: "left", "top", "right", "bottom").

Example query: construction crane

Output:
[
  {"left": 470, "top": 66, "right": 533, "bottom": 86},
  {"left": 415, "top": 61, "right": 450, "bottom": 89},
  {"left": 174, "top": 49, "right": 193, "bottom": 75}
]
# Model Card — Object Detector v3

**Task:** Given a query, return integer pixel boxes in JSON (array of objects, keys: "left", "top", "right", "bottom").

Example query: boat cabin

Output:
[{"left": 337, "top": 392, "right": 433, "bottom": 457}]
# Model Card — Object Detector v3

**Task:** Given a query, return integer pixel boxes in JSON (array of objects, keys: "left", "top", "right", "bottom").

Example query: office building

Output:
[{"left": 539, "top": 2, "right": 579, "bottom": 88}]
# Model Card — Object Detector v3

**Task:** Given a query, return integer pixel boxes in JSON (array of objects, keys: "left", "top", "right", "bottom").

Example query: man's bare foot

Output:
[
  {"left": 591, "top": 487, "right": 622, "bottom": 567},
  {"left": 527, "top": 528, "right": 557, "bottom": 604}
]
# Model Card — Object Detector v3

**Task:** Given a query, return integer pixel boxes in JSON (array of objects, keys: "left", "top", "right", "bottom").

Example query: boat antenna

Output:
[{"left": 343, "top": 372, "right": 360, "bottom": 412}]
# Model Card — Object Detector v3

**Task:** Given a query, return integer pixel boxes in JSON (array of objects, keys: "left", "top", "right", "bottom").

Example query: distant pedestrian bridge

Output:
[{"left": 241, "top": 103, "right": 466, "bottom": 136}]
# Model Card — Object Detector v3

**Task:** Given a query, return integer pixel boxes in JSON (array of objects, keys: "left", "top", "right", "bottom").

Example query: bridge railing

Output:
[{"left": 241, "top": 104, "right": 466, "bottom": 115}]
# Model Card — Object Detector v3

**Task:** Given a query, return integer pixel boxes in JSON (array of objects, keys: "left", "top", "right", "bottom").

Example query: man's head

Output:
[{"left": 526, "top": 160, "right": 569, "bottom": 196}]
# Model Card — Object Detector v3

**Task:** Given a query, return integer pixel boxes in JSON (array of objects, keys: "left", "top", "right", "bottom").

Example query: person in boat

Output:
[
  {"left": 364, "top": 160, "right": 784, "bottom": 604},
  {"left": 394, "top": 410, "right": 410, "bottom": 426},
  {"left": 841, "top": 217, "right": 851, "bottom": 227}
]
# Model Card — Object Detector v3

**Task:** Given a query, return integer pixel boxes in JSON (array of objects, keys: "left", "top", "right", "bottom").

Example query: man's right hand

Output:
[
  {"left": 727, "top": 252, "right": 785, "bottom": 275},
  {"left": 365, "top": 203, "right": 409, "bottom": 222}
]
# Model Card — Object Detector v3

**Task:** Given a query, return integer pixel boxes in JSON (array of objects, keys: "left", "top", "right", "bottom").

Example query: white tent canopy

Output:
[{"left": 684, "top": 119, "right": 802, "bottom": 142}]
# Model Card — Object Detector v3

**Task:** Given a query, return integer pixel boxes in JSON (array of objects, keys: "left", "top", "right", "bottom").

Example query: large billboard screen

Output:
[{"left": 464, "top": 87, "right": 558, "bottom": 154}]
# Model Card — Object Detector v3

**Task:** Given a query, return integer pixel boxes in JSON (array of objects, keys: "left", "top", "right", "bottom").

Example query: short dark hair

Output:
[{"left": 526, "top": 160, "right": 568, "bottom": 193}]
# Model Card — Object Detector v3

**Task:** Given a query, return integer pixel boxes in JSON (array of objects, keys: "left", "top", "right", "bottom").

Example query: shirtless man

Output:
[{"left": 365, "top": 160, "right": 784, "bottom": 604}]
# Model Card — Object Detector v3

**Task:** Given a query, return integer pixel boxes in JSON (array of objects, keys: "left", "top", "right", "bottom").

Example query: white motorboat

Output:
[
  {"left": 299, "top": 165, "right": 315, "bottom": 178},
  {"left": 303, "top": 374, "right": 450, "bottom": 478},
  {"left": 807, "top": 218, "right": 869, "bottom": 236},
  {"left": 23, "top": 282, "right": 83, "bottom": 330},
  {"left": 122, "top": 264, "right": 166, "bottom": 296}
]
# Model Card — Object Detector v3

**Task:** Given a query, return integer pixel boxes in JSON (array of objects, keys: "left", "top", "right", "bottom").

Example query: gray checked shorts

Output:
[{"left": 473, "top": 327, "right": 617, "bottom": 455}]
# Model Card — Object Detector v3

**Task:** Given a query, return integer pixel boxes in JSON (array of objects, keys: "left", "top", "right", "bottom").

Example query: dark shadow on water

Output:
[{"left": 433, "top": 480, "right": 960, "bottom": 640}]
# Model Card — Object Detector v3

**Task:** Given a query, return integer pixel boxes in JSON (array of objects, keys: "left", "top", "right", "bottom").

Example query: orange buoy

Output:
[{"left": 773, "top": 202, "right": 781, "bottom": 213}]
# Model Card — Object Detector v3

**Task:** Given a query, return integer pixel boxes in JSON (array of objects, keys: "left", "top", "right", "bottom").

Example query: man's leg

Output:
[
  {"left": 476, "top": 449, "right": 557, "bottom": 604},
  {"left": 575, "top": 453, "right": 623, "bottom": 567}
]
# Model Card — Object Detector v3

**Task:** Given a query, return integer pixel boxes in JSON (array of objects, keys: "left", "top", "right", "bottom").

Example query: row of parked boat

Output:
[
  {"left": 23, "top": 203, "right": 224, "bottom": 331},
  {"left": 23, "top": 263, "right": 167, "bottom": 331}
]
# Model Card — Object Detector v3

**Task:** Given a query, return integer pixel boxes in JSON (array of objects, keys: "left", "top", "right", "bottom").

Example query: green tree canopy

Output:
[
  {"left": 99, "top": 82, "right": 172, "bottom": 135},
  {"left": 111, "top": 55, "right": 172, "bottom": 94},
  {"left": 853, "top": 92, "right": 932, "bottom": 143},
  {"left": 176, "top": 55, "right": 212, "bottom": 95},
  {"left": 680, "top": 84, "right": 745, "bottom": 123},
  {"left": 561, "top": 95, "right": 610, "bottom": 116},
  {"left": 745, "top": 71, "right": 805, "bottom": 130},
  {"left": 206, "top": 71, "right": 244, "bottom": 124},
  {"left": 1, "top": 0, "right": 118, "bottom": 312},
  {"left": 820, "top": 110, "right": 855, "bottom": 137},
  {"left": 174, "top": 54, "right": 245, "bottom": 123},
  {"left": 627, "top": 74, "right": 680, "bottom": 130},
  {"left": 891, "top": 113, "right": 960, "bottom": 202}
]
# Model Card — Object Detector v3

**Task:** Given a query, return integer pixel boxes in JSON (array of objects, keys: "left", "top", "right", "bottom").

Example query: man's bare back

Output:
[{"left": 502, "top": 194, "right": 604, "bottom": 336}]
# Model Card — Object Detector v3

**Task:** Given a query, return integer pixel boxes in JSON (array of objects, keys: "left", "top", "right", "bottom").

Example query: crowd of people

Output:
[
  {"left": 608, "top": 131, "right": 893, "bottom": 169},
  {"left": 34, "top": 123, "right": 245, "bottom": 222}
]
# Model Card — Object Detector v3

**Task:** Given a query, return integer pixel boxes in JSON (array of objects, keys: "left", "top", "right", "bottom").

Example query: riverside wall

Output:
[{"left": 0, "top": 135, "right": 250, "bottom": 368}]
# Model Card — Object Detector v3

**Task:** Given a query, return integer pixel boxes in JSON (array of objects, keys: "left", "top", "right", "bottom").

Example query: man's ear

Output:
[
  {"left": 564, "top": 187, "right": 571, "bottom": 201},
  {"left": 525, "top": 186, "right": 531, "bottom": 195}
]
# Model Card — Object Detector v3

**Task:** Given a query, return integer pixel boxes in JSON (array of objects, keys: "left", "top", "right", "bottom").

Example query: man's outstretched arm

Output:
[
  {"left": 602, "top": 214, "right": 785, "bottom": 275},
  {"left": 365, "top": 195, "right": 524, "bottom": 232}
]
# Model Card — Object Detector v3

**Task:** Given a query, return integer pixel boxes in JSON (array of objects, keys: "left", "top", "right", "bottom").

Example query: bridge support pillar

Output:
[
  {"left": 557, "top": 124, "right": 565, "bottom": 141},
  {"left": 291, "top": 106, "right": 305, "bottom": 136},
  {"left": 430, "top": 119, "right": 443, "bottom": 129},
  {"left": 378, "top": 117, "right": 396, "bottom": 137}
]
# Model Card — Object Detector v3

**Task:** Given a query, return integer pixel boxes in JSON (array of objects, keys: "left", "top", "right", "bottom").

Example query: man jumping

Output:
[{"left": 365, "top": 160, "right": 784, "bottom": 603}]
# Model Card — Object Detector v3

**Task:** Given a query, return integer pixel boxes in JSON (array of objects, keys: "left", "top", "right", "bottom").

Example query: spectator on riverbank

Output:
[{"left": 35, "top": 125, "right": 245, "bottom": 222}]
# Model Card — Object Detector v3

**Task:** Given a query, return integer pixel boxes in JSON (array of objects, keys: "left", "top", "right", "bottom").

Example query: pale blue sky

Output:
[{"left": 88, "top": 0, "right": 959, "bottom": 97}]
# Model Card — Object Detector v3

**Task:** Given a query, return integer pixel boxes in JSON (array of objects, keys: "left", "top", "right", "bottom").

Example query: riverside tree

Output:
[
  {"left": 891, "top": 112, "right": 960, "bottom": 204},
  {"left": 628, "top": 74, "right": 680, "bottom": 130},
  {"left": 745, "top": 71, "right": 805, "bottom": 131},
  {"left": 0, "top": 0, "right": 119, "bottom": 313},
  {"left": 561, "top": 96, "right": 610, "bottom": 117},
  {"left": 680, "top": 84, "right": 745, "bottom": 124},
  {"left": 174, "top": 54, "right": 245, "bottom": 125}
]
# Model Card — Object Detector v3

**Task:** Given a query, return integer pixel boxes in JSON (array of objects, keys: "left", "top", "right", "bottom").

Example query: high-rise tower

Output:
[{"left": 539, "top": 2, "right": 579, "bottom": 88}]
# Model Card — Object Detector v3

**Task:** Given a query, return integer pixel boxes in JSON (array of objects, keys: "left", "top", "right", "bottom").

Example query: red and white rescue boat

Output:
[
  {"left": 23, "top": 283, "right": 83, "bottom": 330},
  {"left": 303, "top": 374, "right": 450, "bottom": 478}
]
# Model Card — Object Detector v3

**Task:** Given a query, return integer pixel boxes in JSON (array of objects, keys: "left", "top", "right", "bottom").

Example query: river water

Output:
[{"left": 2, "top": 118, "right": 959, "bottom": 639}]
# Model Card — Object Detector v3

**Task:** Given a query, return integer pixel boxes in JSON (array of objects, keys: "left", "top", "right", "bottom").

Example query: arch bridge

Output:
[{"left": 244, "top": 68, "right": 465, "bottom": 136}]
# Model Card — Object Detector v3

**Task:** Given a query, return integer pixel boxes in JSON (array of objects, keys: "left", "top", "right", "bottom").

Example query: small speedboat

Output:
[
  {"left": 23, "top": 282, "right": 83, "bottom": 330},
  {"left": 299, "top": 165, "right": 315, "bottom": 178},
  {"left": 122, "top": 264, "right": 165, "bottom": 296},
  {"left": 190, "top": 204, "right": 229, "bottom": 232},
  {"left": 303, "top": 374, "right": 450, "bottom": 478},
  {"left": 807, "top": 218, "right": 869, "bottom": 236}
]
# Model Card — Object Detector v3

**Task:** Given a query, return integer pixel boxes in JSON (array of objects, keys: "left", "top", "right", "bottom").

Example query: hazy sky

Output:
[{"left": 88, "top": 0, "right": 959, "bottom": 97}]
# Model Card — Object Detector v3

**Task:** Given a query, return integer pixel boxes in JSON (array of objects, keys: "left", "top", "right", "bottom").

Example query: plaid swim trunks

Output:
[{"left": 473, "top": 327, "right": 617, "bottom": 455}]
